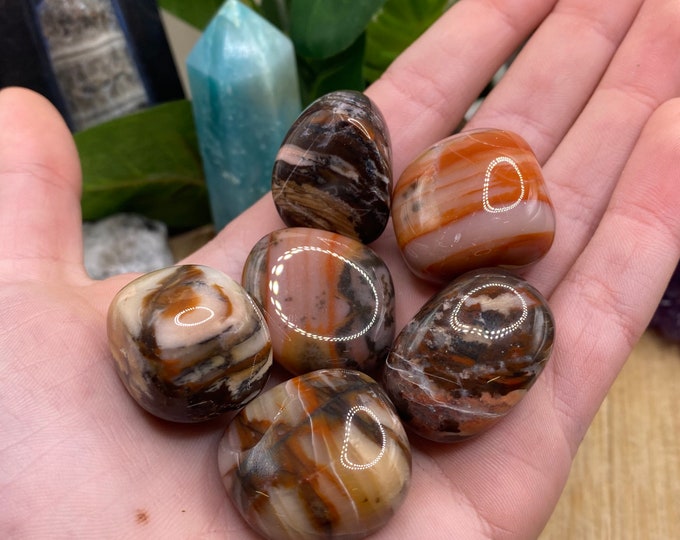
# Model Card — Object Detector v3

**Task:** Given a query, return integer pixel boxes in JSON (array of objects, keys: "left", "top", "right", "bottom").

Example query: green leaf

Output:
[
  {"left": 297, "top": 33, "right": 366, "bottom": 105},
  {"left": 290, "top": 0, "right": 386, "bottom": 59},
  {"left": 158, "top": 0, "right": 223, "bottom": 30},
  {"left": 77, "top": 100, "right": 211, "bottom": 232},
  {"left": 363, "top": 0, "right": 455, "bottom": 83}
]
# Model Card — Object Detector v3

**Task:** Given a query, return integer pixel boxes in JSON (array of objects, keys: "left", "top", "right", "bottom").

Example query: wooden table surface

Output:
[{"left": 540, "top": 331, "right": 680, "bottom": 539}]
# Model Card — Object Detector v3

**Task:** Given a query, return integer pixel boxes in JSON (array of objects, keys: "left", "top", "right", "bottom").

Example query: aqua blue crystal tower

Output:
[{"left": 187, "top": 0, "right": 301, "bottom": 230}]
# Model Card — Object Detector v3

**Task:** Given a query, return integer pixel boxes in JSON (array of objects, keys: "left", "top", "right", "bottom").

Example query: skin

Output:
[{"left": 1, "top": 0, "right": 679, "bottom": 537}]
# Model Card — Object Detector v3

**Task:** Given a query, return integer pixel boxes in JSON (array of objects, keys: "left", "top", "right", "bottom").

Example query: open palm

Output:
[{"left": 2, "top": 0, "right": 679, "bottom": 538}]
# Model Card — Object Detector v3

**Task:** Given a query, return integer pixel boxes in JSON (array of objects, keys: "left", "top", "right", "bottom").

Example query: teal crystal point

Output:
[{"left": 187, "top": 0, "right": 301, "bottom": 230}]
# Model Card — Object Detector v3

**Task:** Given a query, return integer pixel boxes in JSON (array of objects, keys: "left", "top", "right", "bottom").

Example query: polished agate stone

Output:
[
  {"left": 272, "top": 90, "right": 392, "bottom": 244},
  {"left": 107, "top": 265, "right": 272, "bottom": 422},
  {"left": 382, "top": 268, "right": 554, "bottom": 442},
  {"left": 392, "top": 129, "right": 555, "bottom": 284},
  {"left": 242, "top": 227, "right": 395, "bottom": 375},
  {"left": 219, "top": 369, "right": 411, "bottom": 540}
]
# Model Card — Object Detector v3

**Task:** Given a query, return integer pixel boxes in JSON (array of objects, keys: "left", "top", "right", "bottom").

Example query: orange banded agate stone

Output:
[
  {"left": 219, "top": 369, "right": 411, "bottom": 540},
  {"left": 392, "top": 129, "right": 555, "bottom": 284}
]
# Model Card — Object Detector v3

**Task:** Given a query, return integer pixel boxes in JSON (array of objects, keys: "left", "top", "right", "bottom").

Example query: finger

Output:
[
  {"left": 366, "top": 0, "right": 558, "bottom": 176},
  {"left": 0, "top": 88, "right": 85, "bottom": 278},
  {"left": 396, "top": 98, "right": 680, "bottom": 540},
  {"left": 525, "top": 0, "right": 680, "bottom": 294},
  {"left": 466, "top": 0, "right": 644, "bottom": 161},
  {"left": 543, "top": 97, "right": 680, "bottom": 447}
]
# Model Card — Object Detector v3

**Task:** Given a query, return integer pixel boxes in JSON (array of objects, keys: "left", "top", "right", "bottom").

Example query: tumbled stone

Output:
[
  {"left": 219, "top": 368, "right": 411, "bottom": 540},
  {"left": 107, "top": 265, "right": 272, "bottom": 422},
  {"left": 242, "top": 227, "right": 395, "bottom": 375},
  {"left": 382, "top": 268, "right": 554, "bottom": 442},
  {"left": 272, "top": 90, "right": 392, "bottom": 244},
  {"left": 392, "top": 129, "right": 555, "bottom": 284}
]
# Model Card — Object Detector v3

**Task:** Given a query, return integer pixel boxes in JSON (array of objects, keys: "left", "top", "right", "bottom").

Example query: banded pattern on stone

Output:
[
  {"left": 383, "top": 268, "right": 554, "bottom": 442},
  {"left": 272, "top": 90, "right": 392, "bottom": 244},
  {"left": 242, "top": 227, "right": 395, "bottom": 375},
  {"left": 107, "top": 265, "right": 272, "bottom": 422},
  {"left": 392, "top": 129, "right": 555, "bottom": 284},
  {"left": 219, "top": 369, "right": 411, "bottom": 540}
]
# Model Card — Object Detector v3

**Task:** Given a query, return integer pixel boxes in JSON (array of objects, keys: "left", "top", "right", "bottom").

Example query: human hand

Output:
[{"left": 1, "top": 0, "right": 679, "bottom": 537}]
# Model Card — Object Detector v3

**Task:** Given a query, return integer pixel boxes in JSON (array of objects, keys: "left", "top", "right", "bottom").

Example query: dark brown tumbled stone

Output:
[
  {"left": 272, "top": 90, "right": 392, "bottom": 244},
  {"left": 382, "top": 268, "right": 554, "bottom": 442}
]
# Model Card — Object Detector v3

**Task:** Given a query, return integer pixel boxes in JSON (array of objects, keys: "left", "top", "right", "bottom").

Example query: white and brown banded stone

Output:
[
  {"left": 272, "top": 90, "right": 392, "bottom": 244},
  {"left": 107, "top": 265, "right": 272, "bottom": 422},
  {"left": 219, "top": 368, "right": 411, "bottom": 540},
  {"left": 383, "top": 268, "right": 554, "bottom": 442},
  {"left": 392, "top": 129, "right": 555, "bottom": 284},
  {"left": 242, "top": 227, "right": 395, "bottom": 376}
]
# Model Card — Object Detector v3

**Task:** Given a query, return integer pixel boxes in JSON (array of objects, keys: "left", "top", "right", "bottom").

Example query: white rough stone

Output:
[{"left": 83, "top": 213, "right": 174, "bottom": 279}]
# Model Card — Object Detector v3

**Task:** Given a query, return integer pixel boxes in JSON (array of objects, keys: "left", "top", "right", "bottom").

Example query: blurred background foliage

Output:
[
  {"left": 79, "top": 0, "right": 456, "bottom": 230},
  {"left": 160, "top": 0, "right": 456, "bottom": 104}
]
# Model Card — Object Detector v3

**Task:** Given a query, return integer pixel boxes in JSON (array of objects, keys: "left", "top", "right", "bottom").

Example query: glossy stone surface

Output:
[
  {"left": 272, "top": 90, "right": 392, "bottom": 244},
  {"left": 392, "top": 129, "right": 555, "bottom": 284},
  {"left": 107, "top": 265, "right": 272, "bottom": 422},
  {"left": 242, "top": 227, "right": 395, "bottom": 375},
  {"left": 187, "top": 0, "right": 301, "bottom": 230},
  {"left": 219, "top": 369, "right": 411, "bottom": 540},
  {"left": 383, "top": 268, "right": 554, "bottom": 442}
]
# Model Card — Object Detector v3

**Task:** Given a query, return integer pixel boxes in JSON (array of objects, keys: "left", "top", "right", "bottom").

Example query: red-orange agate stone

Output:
[
  {"left": 242, "top": 228, "right": 395, "bottom": 376},
  {"left": 392, "top": 129, "right": 555, "bottom": 284}
]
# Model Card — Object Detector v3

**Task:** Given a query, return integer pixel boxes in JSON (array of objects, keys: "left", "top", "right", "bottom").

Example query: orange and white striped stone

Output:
[{"left": 392, "top": 129, "right": 555, "bottom": 284}]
